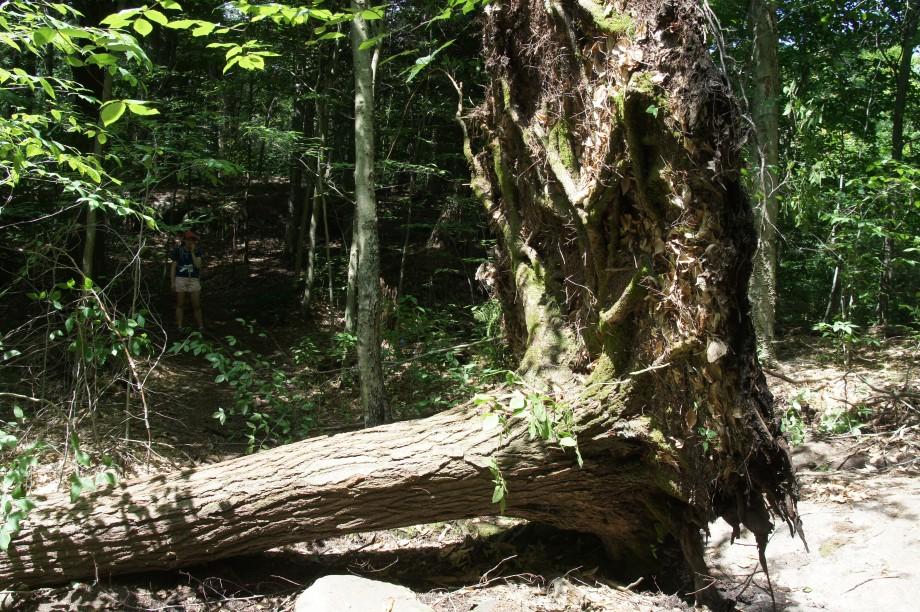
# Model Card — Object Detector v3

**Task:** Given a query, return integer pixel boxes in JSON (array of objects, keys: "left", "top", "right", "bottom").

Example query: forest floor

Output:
[
  {"left": 5, "top": 201, "right": 919, "bottom": 611},
  {"left": 10, "top": 316, "right": 920, "bottom": 610}
]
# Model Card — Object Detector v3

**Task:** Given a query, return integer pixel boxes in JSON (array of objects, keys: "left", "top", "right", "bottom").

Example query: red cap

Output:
[{"left": 182, "top": 230, "right": 199, "bottom": 241}]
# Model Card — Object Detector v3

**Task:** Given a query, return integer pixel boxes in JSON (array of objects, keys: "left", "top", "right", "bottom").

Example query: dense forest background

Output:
[{"left": 0, "top": 0, "right": 918, "bottom": 605}]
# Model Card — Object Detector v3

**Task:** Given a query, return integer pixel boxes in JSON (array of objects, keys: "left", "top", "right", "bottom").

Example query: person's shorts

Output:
[{"left": 174, "top": 277, "right": 201, "bottom": 293}]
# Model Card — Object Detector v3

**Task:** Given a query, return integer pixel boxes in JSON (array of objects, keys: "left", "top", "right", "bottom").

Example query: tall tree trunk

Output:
[
  {"left": 71, "top": 0, "right": 115, "bottom": 281},
  {"left": 285, "top": 98, "right": 308, "bottom": 260},
  {"left": 324, "top": 195, "right": 334, "bottom": 304},
  {"left": 879, "top": 0, "right": 918, "bottom": 325},
  {"left": 344, "top": 218, "right": 359, "bottom": 332},
  {"left": 0, "top": 1, "right": 801, "bottom": 603},
  {"left": 302, "top": 70, "right": 331, "bottom": 311},
  {"left": 891, "top": 1, "right": 917, "bottom": 162},
  {"left": 748, "top": 0, "right": 781, "bottom": 362},
  {"left": 81, "top": 70, "right": 112, "bottom": 280},
  {"left": 300, "top": 179, "right": 321, "bottom": 310},
  {"left": 351, "top": 0, "right": 389, "bottom": 425},
  {"left": 293, "top": 177, "right": 315, "bottom": 278}
]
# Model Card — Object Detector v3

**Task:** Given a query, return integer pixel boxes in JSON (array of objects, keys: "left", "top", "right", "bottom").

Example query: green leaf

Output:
[
  {"left": 101, "top": 9, "right": 139, "bottom": 28},
  {"left": 100, "top": 101, "right": 126, "bottom": 126},
  {"left": 165, "top": 19, "right": 197, "bottom": 29},
  {"left": 32, "top": 27, "right": 57, "bottom": 46},
  {"left": 0, "top": 33, "right": 21, "bottom": 52},
  {"left": 379, "top": 48, "right": 417, "bottom": 67},
  {"left": 558, "top": 436, "right": 577, "bottom": 448},
  {"left": 192, "top": 22, "right": 216, "bottom": 37},
  {"left": 125, "top": 101, "right": 159, "bottom": 116},
  {"left": 403, "top": 39, "right": 454, "bottom": 82},
  {"left": 223, "top": 57, "right": 240, "bottom": 73},
  {"left": 530, "top": 399, "right": 546, "bottom": 423},
  {"left": 432, "top": 7, "right": 452, "bottom": 21},
  {"left": 133, "top": 18, "right": 154, "bottom": 37},
  {"left": 13, "top": 405, "right": 24, "bottom": 420},
  {"left": 95, "top": 471, "right": 117, "bottom": 487},
  {"left": 360, "top": 8, "right": 385, "bottom": 21},
  {"left": 75, "top": 448, "right": 91, "bottom": 467},
  {"left": 69, "top": 474, "right": 83, "bottom": 501},
  {"left": 482, "top": 413, "right": 500, "bottom": 431},
  {"left": 87, "top": 53, "right": 118, "bottom": 66},
  {"left": 472, "top": 393, "right": 494, "bottom": 405},
  {"left": 508, "top": 393, "right": 526, "bottom": 411},
  {"left": 4, "top": 513, "right": 22, "bottom": 535},
  {"left": 491, "top": 485, "right": 504, "bottom": 504},
  {"left": 38, "top": 78, "right": 56, "bottom": 100},
  {"left": 359, "top": 33, "right": 387, "bottom": 51},
  {"left": 645, "top": 104, "right": 659, "bottom": 117},
  {"left": 144, "top": 9, "right": 169, "bottom": 26},
  {"left": 0, "top": 430, "right": 17, "bottom": 449},
  {"left": 0, "top": 530, "right": 10, "bottom": 551}
]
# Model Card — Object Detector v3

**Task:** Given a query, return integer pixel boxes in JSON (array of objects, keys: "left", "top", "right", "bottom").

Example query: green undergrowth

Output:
[
  {"left": 168, "top": 297, "right": 513, "bottom": 452},
  {"left": 780, "top": 388, "right": 882, "bottom": 448},
  {"left": 473, "top": 375, "right": 584, "bottom": 513}
]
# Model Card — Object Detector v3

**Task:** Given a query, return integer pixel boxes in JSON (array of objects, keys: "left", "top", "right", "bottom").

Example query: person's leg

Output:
[
  {"left": 176, "top": 288, "right": 186, "bottom": 328},
  {"left": 190, "top": 290, "right": 203, "bottom": 329}
]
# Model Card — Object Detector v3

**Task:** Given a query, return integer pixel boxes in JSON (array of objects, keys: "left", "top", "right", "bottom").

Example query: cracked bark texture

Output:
[
  {"left": 0, "top": 0, "right": 801, "bottom": 597},
  {"left": 463, "top": 0, "right": 803, "bottom": 593}
]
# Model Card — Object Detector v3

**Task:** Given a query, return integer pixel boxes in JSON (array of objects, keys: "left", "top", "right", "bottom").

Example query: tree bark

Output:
[
  {"left": 748, "top": 0, "right": 781, "bottom": 362},
  {"left": 293, "top": 172, "right": 315, "bottom": 279},
  {"left": 463, "top": 0, "right": 801, "bottom": 596},
  {"left": 879, "top": 0, "right": 918, "bottom": 324},
  {"left": 344, "top": 215, "right": 359, "bottom": 332},
  {"left": 0, "top": 0, "right": 802, "bottom": 600},
  {"left": 72, "top": 0, "right": 116, "bottom": 281},
  {"left": 81, "top": 69, "right": 112, "bottom": 280},
  {"left": 351, "top": 0, "right": 389, "bottom": 425},
  {"left": 0, "top": 402, "right": 669, "bottom": 587},
  {"left": 300, "top": 177, "right": 321, "bottom": 310},
  {"left": 285, "top": 97, "right": 308, "bottom": 261},
  {"left": 891, "top": 0, "right": 917, "bottom": 163}
]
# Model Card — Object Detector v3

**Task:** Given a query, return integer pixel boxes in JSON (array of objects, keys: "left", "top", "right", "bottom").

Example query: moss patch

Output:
[
  {"left": 578, "top": 0, "right": 635, "bottom": 37},
  {"left": 549, "top": 120, "right": 578, "bottom": 175}
]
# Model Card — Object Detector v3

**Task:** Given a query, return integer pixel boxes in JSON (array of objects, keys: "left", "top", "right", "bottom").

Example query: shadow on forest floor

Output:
[{"left": 8, "top": 521, "right": 693, "bottom": 611}]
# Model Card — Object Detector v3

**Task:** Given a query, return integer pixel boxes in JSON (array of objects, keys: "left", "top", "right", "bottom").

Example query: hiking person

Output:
[{"left": 171, "top": 230, "right": 204, "bottom": 330}]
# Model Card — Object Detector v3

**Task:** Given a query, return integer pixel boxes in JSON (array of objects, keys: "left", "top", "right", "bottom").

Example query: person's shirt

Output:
[{"left": 171, "top": 245, "right": 203, "bottom": 278}]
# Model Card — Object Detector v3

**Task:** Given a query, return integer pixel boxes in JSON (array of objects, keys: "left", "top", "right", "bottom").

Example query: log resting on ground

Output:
[
  {"left": 0, "top": 0, "right": 803, "bottom": 600},
  {"left": 0, "top": 393, "right": 739, "bottom": 587}
]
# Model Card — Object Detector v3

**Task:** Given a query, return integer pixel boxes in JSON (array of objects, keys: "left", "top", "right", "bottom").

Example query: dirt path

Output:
[{"left": 709, "top": 468, "right": 919, "bottom": 611}]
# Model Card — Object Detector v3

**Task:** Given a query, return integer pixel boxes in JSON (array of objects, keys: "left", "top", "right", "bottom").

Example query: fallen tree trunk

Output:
[
  {"left": 2, "top": 398, "right": 680, "bottom": 587},
  {"left": 1, "top": 0, "right": 803, "bottom": 600}
]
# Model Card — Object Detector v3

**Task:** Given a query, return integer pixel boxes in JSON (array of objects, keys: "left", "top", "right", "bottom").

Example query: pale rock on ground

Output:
[{"left": 294, "top": 574, "right": 435, "bottom": 612}]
